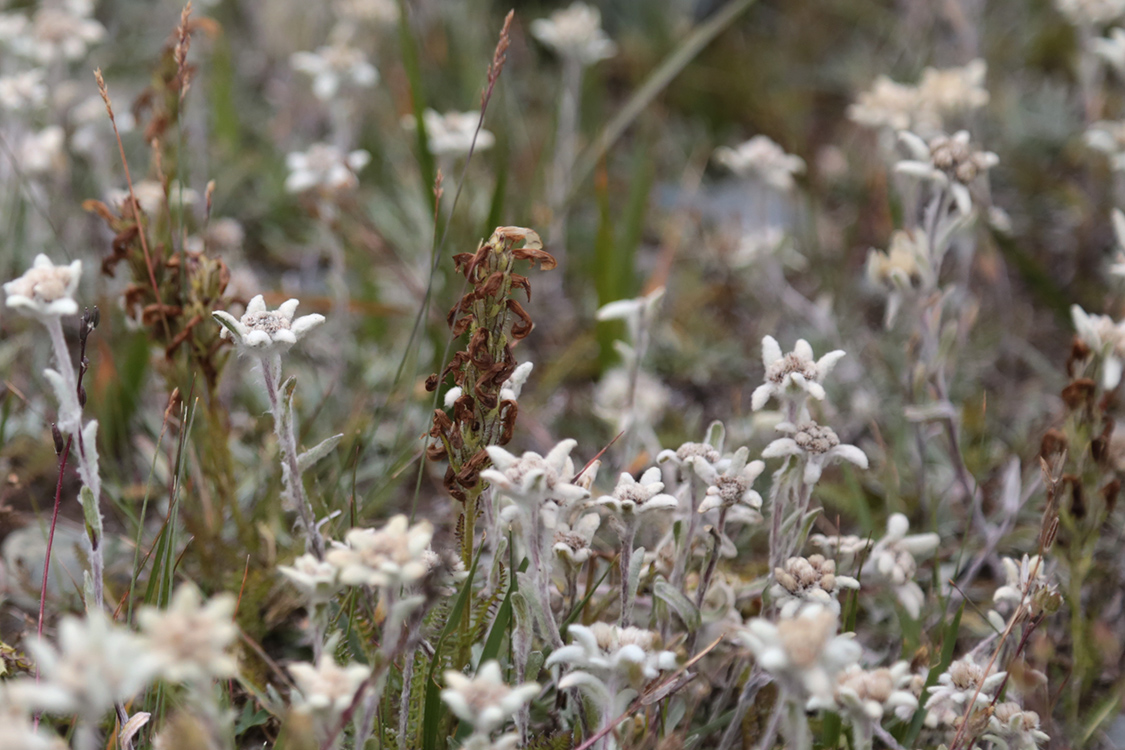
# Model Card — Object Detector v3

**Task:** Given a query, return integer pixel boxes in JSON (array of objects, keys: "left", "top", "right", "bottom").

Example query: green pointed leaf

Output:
[
  {"left": 654, "top": 575, "right": 701, "bottom": 631},
  {"left": 297, "top": 433, "right": 344, "bottom": 474}
]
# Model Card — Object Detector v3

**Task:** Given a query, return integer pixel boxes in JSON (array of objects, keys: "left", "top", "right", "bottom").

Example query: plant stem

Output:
[
  {"left": 618, "top": 517, "right": 637, "bottom": 626},
  {"left": 696, "top": 507, "right": 728, "bottom": 609}
]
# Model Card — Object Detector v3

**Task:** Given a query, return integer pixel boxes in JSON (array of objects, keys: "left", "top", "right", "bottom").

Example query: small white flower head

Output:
[
  {"left": 553, "top": 512, "right": 600, "bottom": 567},
  {"left": 737, "top": 605, "right": 861, "bottom": 707},
  {"left": 285, "top": 143, "right": 370, "bottom": 193},
  {"left": 596, "top": 286, "right": 665, "bottom": 347},
  {"left": 136, "top": 583, "right": 239, "bottom": 684},
  {"left": 279, "top": 553, "right": 341, "bottom": 606},
  {"left": 1056, "top": 0, "right": 1125, "bottom": 25},
  {"left": 22, "top": 2, "right": 105, "bottom": 63},
  {"left": 1071, "top": 304, "right": 1125, "bottom": 388},
  {"left": 0, "top": 695, "right": 66, "bottom": 750},
  {"left": 1085, "top": 119, "right": 1125, "bottom": 170},
  {"left": 696, "top": 447, "right": 765, "bottom": 516},
  {"left": 16, "top": 125, "right": 66, "bottom": 177},
  {"left": 834, "top": 662, "right": 918, "bottom": 725},
  {"left": 862, "top": 514, "right": 940, "bottom": 619},
  {"left": 867, "top": 229, "right": 931, "bottom": 292},
  {"left": 657, "top": 420, "right": 729, "bottom": 480},
  {"left": 291, "top": 31, "right": 378, "bottom": 101},
  {"left": 993, "top": 554, "right": 1053, "bottom": 613},
  {"left": 530, "top": 1, "right": 616, "bottom": 65},
  {"left": 848, "top": 75, "right": 919, "bottom": 132},
  {"left": 915, "top": 60, "right": 990, "bottom": 116},
  {"left": 22, "top": 611, "right": 158, "bottom": 720},
  {"left": 333, "top": 0, "right": 399, "bottom": 24},
  {"left": 770, "top": 554, "right": 860, "bottom": 618},
  {"left": 213, "top": 295, "right": 325, "bottom": 355},
  {"left": 595, "top": 467, "right": 678, "bottom": 518},
  {"left": 441, "top": 660, "right": 539, "bottom": 735},
  {"left": 752, "top": 336, "right": 845, "bottom": 412},
  {"left": 0, "top": 69, "right": 47, "bottom": 111},
  {"left": 761, "top": 421, "right": 868, "bottom": 485},
  {"left": 4, "top": 254, "right": 82, "bottom": 320},
  {"left": 289, "top": 653, "right": 370, "bottom": 720},
  {"left": 325, "top": 514, "right": 434, "bottom": 589},
  {"left": 500, "top": 361, "right": 534, "bottom": 402},
  {"left": 481, "top": 439, "right": 590, "bottom": 507},
  {"left": 713, "top": 135, "right": 806, "bottom": 192},
  {"left": 404, "top": 109, "right": 495, "bottom": 157},
  {"left": 984, "top": 701, "right": 1050, "bottom": 749},
  {"left": 896, "top": 130, "right": 998, "bottom": 215},
  {"left": 924, "top": 654, "right": 1007, "bottom": 727},
  {"left": 1095, "top": 27, "right": 1125, "bottom": 77},
  {"left": 809, "top": 533, "right": 872, "bottom": 557},
  {"left": 108, "top": 179, "right": 198, "bottom": 216},
  {"left": 546, "top": 622, "right": 677, "bottom": 691}
]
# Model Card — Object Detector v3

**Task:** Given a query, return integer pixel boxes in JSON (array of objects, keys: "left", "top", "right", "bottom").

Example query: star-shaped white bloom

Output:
[
  {"left": 403, "top": 109, "right": 495, "bottom": 157},
  {"left": 481, "top": 439, "right": 589, "bottom": 507},
  {"left": 4, "top": 254, "right": 82, "bottom": 320},
  {"left": 896, "top": 130, "right": 998, "bottom": 214},
  {"left": 291, "top": 38, "right": 378, "bottom": 101},
  {"left": 862, "top": 513, "right": 940, "bottom": 619},
  {"left": 441, "top": 660, "right": 539, "bottom": 736},
  {"left": 770, "top": 554, "right": 860, "bottom": 618},
  {"left": 325, "top": 515, "right": 433, "bottom": 589},
  {"left": 545, "top": 623, "right": 677, "bottom": 693},
  {"left": 834, "top": 662, "right": 918, "bottom": 726},
  {"left": 213, "top": 295, "right": 325, "bottom": 355},
  {"left": 553, "top": 512, "right": 601, "bottom": 567},
  {"left": 984, "top": 701, "right": 1050, "bottom": 749},
  {"left": 1071, "top": 303, "right": 1125, "bottom": 388},
  {"left": 656, "top": 420, "right": 731, "bottom": 481},
  {"left": 279, "top": 553, "right": 342, "bottom": 605},
  {"left": 924, "top": 654, "right": 1006, "bottom": 727},
  {"left": 993, "top": 554, "right": 1051, "bottom": 611},
  {"left": 595, "top": 467, "right": 678, "bottom": 517},
  {"left": 761, "top": 421, "right": 868, "bottom": 485},
  {"left": 136, "top": 583, "right": 239, "bottom": 684},
  {"left": 714, "top": 135, "right": 806, "bottom": 192},
  {"left": 752, "top": 336, "right": 845, "bottom": 411},
  {"left": 289, "top": 654, "right": 371, "bottom": 718},
  {"left": 530, "top": 1, "right": 616, "bottom": 65},
  {"left": 695, "top": 447, "right": 765, "bottom": 515},
  {"left": 285, "top": 143, "right": 370, "bottom": 193}
]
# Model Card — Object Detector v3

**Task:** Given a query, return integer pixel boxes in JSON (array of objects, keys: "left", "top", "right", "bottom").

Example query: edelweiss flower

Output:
[
  {"left": 993, "top": 554, "right": 1053, "bottom": 613},
  {"left": 4, "top": 254, "right": 82, "bottom": 320},
  {"left": 809, "top": 533, "right": 872, "bottom": 557},
  {"left": 1086, "top": 119, "right": 1125, "bottom": 170},
  {"left": 696, "top": 447, "right": 765, "bottom": 516},
  {"left": 137, "top": 583, "right": 239, "bottom": 684},
  {"left": 441, "top": 660, "right": 539, "bottom": 735},
  {"left": 896, "top": 130, "right": 998, "bottom": 214},
  {"left": 915, "top": 60, "right": 990, "bottom": 115},
  {"left": 291, "top": 36, "right": 378, "bottom": 101},
  {"left": 596, "top": 286, "right": 664, "bottom": 346},
  {"left": 530, "top": 1, "right": 616, "bottom": 65},
  {"left": 867, "top": 229, "right": 930, "bottom": 292},
  {"left": 737, "top": 605, "right": 860, "bottom": 707},
  {"left": 546, "top": 622, "right": 677, "bottom": 693},
  {"left": 23, "top": 2, "right": 105, "bottom": 63},
  {"left": 21, "top": 611, "right": 158, "bottom": 720},
  {"left": 0, "top": 698, "right": 66, "bottom": 750},
  {"left": 713, "top": 135, "right": 806, "bottom": 192},
  {"left": 924, "top": 654, "right": 1006, "bottom": 727},
  {"left": 984, "top": 701, "right": 1050, "bottom": 749},
  {"left": 279, "top": 553, "right": 341, "bottom": 605},
  {"left": 834, "top": 662, "right": 918, "bottom": 726},
  {"left": 751, "top": 336, "right": 845, "bottom": 412},
  {"left": 16, "top": 125, "right": 65, "bottom": 176},
  {"left": 761, "top": 421, "right": 868, "bottom": 485},
  {"left": 1095, "top": 27, "right": 1125, "bottom": 76},
  {"left": 333, "top": 0, "right": 399, "bottom": 23},
  {"left": 213, "top": 295, "right": 325, "bottom": 355},
  {"left": 1071, "top": 304, "right": 1125, "bottom": 388},
  {"left": 404, "top": 109, "right": 495, "bottom": 157},
  {"left": 770, "top": 554, "right": 860, "bottom": 618},
  {"left": 0, "top": 69, "right": 47, "bottom": 111},
  {"left": 553, "top": 512, "right": 600, "bottom": 567},
  {"left": 481, "top": 439, "right": 589, "bottom": 507},
  {"left": 326, "top": 514, "right": 434, "bottom": 588},
  {"left": 108, "top": 180, "right": 198, "bottom": 216},
  {"left": 862, "top": 514, "right": 940, "bottom": 619},
  {"left": 595, "top": 467, "right": 678, "bottom": 517},
  {"left": 285, "top": 143, "right": 370, "bottom": 193},
  {"left": 848, "top": 75, "right": 919, "bottom": 132},
  {"left": 289, "top": 654, "right": 370, "bottom": 718},
  {"left": 1056, "top": 0, "right": 1125, "bottom": 25}
]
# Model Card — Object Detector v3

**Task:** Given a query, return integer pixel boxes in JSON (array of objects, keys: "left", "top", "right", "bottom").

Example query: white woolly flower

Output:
[
  {"left": 770, "top": 554, "right": 860, "bottom": 618},
  {"left": 0, "top": 697, "right": 66, "bottom": 750},
  {"left": 596, "top": 286, "right": 664, "bottom": 346},
  {"left": 1086, "top": 119, "right": 1125, "bottom": 170},
  {"left": 291, "top": 37, "right": 378, "bottom": 101},
  {"left": 21, "top": 611, "right": 159, "bottom": 720},
  {"left": 713, "top": 135, "right": 806, "bottom": 192},
  {"left": 924, "top": 654, "right": 1006, "bottom": 727},
  {"left": 761, "top": 421, "right": 868, "bottom": 485},
  {"left": 915, "top": 60, "right": 990, "bottom": 115},
  {"left": 107, "top": 180, "right": 198, "bottom": 216},
  {"left": 695, "top": 447, "right": 765, "bottom": 516},
  {"left": 595, "top": 467, "right": 678, "bottom": 517},
  {"left": 21, "top": 3, "right": 105, "bottom": 63},
  {"left": 136, "top": 583, "right": 239, "bottom": 684},
  {"left": 404, "top": 109, "right": 495, "bottom": 157},
  {"left": 325, "top": 514, "right": 434, "bottom": 589},
  {"left": 1095, "top": 27, "right": 1125, "bottom": 76},
  {"left": 4, "top": 254, "right": 82, "bottom": 320},
  {"left": 500, "top": 361, "right": 534, "bottom": 402},
  {"left": 285, "top": 143, "right": 370, "bottom": 193},
  {"left": 333, "top": 0, "right": 399, "bottom": 24},
  {"left": 546, "top": 622, "right": 677, "bottom": 695},
  {"left": 896, "top": 130, "right": 998, "bottom": 215},
  {"left": 1056, "top": 0, "right": 1125, "bottom": 25},
  {"left": 834, "top": 662, "right": 918, "bottom": 726},
  {"left": 0, "top": 69, "right": 47, "bottom": 111},
  {"left": 16, "top": 125, "right": 65, "bottom": 177},
  {"left": 862, "top": 514, "right": 940, "bottom": 619},
  {"left": 849, "top": 61, "right": 988, "bottom": 138},
  {"left": 737, "top": 605, "right": 861, "bottom": 708},
  {"left": 1071, "top": 304, "right": 1125, "bottom": 388},
  {"left": 657, "top": 421, "right": 731, "bottom": 485},
  {"left": 553, "top": 512, "right": 600, "bottom": 567},
  {"left": 993, "top": 554, "right": 1051, "bottom": 611},
  {"left": 212, "top": 295, "right": 325, "bottom": 355},
  {"left": 289, "top": 654, "right": 370, "bottom": 719},
  {"left": 279, "top": 553, "right": 341, "bottom": 605},
  {"left": 848, "top": 75, "right": 919, "bottom": 132},
  {"left": 441, "top": 660, "right": 539, "bottom": 736},
  {"left": 984, "top": 701, "right": 1050, "bottom": 749},
  {"left": 751, "top": 335, "right": 845, "bottom": 411},
  {"left": 530, "top": 1, "right": 616, "bottom": 65},
  {"left": 481, "top": 439, "right": 589, "bottom": 507},
  {"left": 809, "top": 533, "right": 872, "bottom": 557}
]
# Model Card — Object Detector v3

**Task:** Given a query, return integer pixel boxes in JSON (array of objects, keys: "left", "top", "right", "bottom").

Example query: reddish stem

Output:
[{"left": 33, "top": 432, "right": 72, "bottom": 729}]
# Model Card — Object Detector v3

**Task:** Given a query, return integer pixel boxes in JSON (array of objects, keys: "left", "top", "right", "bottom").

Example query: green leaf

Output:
[
  {"left": 297, "top": 433, "right": 344, "bottom": 474},
  {"left": 654, "top": 576, "right": 701, "bottom": 631}
]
